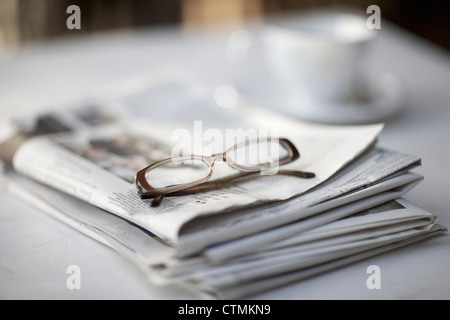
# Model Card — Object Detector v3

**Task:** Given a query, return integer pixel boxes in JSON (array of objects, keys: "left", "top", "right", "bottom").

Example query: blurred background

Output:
[{"left": 0, "top": 0, "right": 449, "bottom": 52}]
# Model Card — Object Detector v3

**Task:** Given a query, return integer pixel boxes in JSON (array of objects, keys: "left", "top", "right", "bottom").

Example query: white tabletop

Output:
[{"left": 1, "top": 20, "right": 449, "bottom": 300}]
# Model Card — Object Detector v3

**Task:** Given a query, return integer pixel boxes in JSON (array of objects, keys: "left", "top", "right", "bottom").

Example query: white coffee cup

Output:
[{"left": 260, "top": 10, "right": 376, "bottom": 120}]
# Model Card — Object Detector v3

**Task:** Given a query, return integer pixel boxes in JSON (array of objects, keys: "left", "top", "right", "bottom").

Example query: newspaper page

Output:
[
  {"left": 176, "top": 147, "right": 421, "bottom": 257},
  {"left": 4, "top": 144, "right": 444, "bottom": 300},
  {"left": 5, "top": 105, "right": 383, "bottom": 245},
  {"left": 179, "top": 200, "right": 442, "bottom": 299},
  {"left": 2, "top": 151, "right": 422, "bottom": 268},
  {"left": 3, "top": 162, "right": 440, "bottom": 299},
  {"left": 0, "top": 71, "right": 445, "bottom": 300},
  {"left": 0, "top": 72, "right": 384, "bottom": 245},
  {"left": 147, "top": 177, "right": 424, "bottom": 281},
  {"left": 202, "top": 225, "right": 447, "bottom": 299}
]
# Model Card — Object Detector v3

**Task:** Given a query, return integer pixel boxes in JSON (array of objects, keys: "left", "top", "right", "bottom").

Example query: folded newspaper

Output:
[{"left": 0, "top": 71, "right": 446, "bottom": 298}]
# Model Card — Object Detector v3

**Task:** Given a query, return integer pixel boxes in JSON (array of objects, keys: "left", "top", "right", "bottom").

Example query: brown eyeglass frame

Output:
[{"left": 135, "top": 137, "right": 314, "bottom": 203}]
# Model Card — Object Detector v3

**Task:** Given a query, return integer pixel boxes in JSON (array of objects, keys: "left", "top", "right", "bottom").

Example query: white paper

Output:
[{"left": 11, "top": 107, "right": 383, "bottom": 244}]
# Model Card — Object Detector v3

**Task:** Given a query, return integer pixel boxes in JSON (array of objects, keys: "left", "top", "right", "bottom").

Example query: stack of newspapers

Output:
[{"left": 0, "top": 72, "right": 446, "bottom": 299}]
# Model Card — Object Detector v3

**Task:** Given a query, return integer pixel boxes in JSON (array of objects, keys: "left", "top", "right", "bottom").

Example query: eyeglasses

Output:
[{"left": 135, "top": 137, "right": 315, "bottom": 206}]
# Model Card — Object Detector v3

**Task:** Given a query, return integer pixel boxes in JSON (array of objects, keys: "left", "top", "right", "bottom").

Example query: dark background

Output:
[{"left": 0, "top": 0, "right": 449, "bottom": 51}]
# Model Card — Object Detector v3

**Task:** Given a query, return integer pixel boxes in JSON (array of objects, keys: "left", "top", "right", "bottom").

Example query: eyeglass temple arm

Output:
[{"left": 155, "top": 169, "right": 315, "bottom": 198}]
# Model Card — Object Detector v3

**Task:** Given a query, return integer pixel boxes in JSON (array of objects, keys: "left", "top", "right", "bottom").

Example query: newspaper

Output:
[
  {"left": 176, "top": 147, "right": 422, "bottom": 258},
  {"left": 2, "top": 147, "right": 422, "bottom": 263},
  {"left": 2, "top": 103, "right": 383, "bottom": 246},
  {"left": 164, "top": 200, "right": 441, "bottom": 299},
  {"left": 0, "top": 72, "right": 445, "bottom": 299},
  {"left": 148, "top": 180, "right": 425, "bottom": 280},
  {"left": 3, "top": 169, "right": 443, "bottom": 299},
  {"left": 188, "top": 199, "right": 438, "bottom": 284},
  {"left": 199, "top": 224, "right": 447, "bottom": 300}
]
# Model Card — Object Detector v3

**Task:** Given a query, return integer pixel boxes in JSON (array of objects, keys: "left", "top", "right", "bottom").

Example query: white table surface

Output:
[{"left": 1, "top": 20, "right": 449, "bottom": 300}]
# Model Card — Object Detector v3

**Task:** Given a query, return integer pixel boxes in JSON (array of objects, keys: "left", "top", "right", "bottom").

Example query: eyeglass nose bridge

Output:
[
  {"left": 204, "top": 151, "right": 273, "bottom": 173},
  {"left": 208, "top": 152, "right": 227, "bottom": 162}
]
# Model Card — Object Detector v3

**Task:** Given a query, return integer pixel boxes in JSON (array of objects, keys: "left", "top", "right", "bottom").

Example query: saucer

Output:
[
  {"left": 280, "top": 71, "right": 406, "bottom": 125},
  {"left": 243, "top": 70, "right": 406, "bottom": 125}
]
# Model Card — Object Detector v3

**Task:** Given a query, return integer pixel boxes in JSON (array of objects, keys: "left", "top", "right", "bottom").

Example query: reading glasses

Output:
[{"left": 135, "top": 137, "right": 315, "bottom": 206}]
